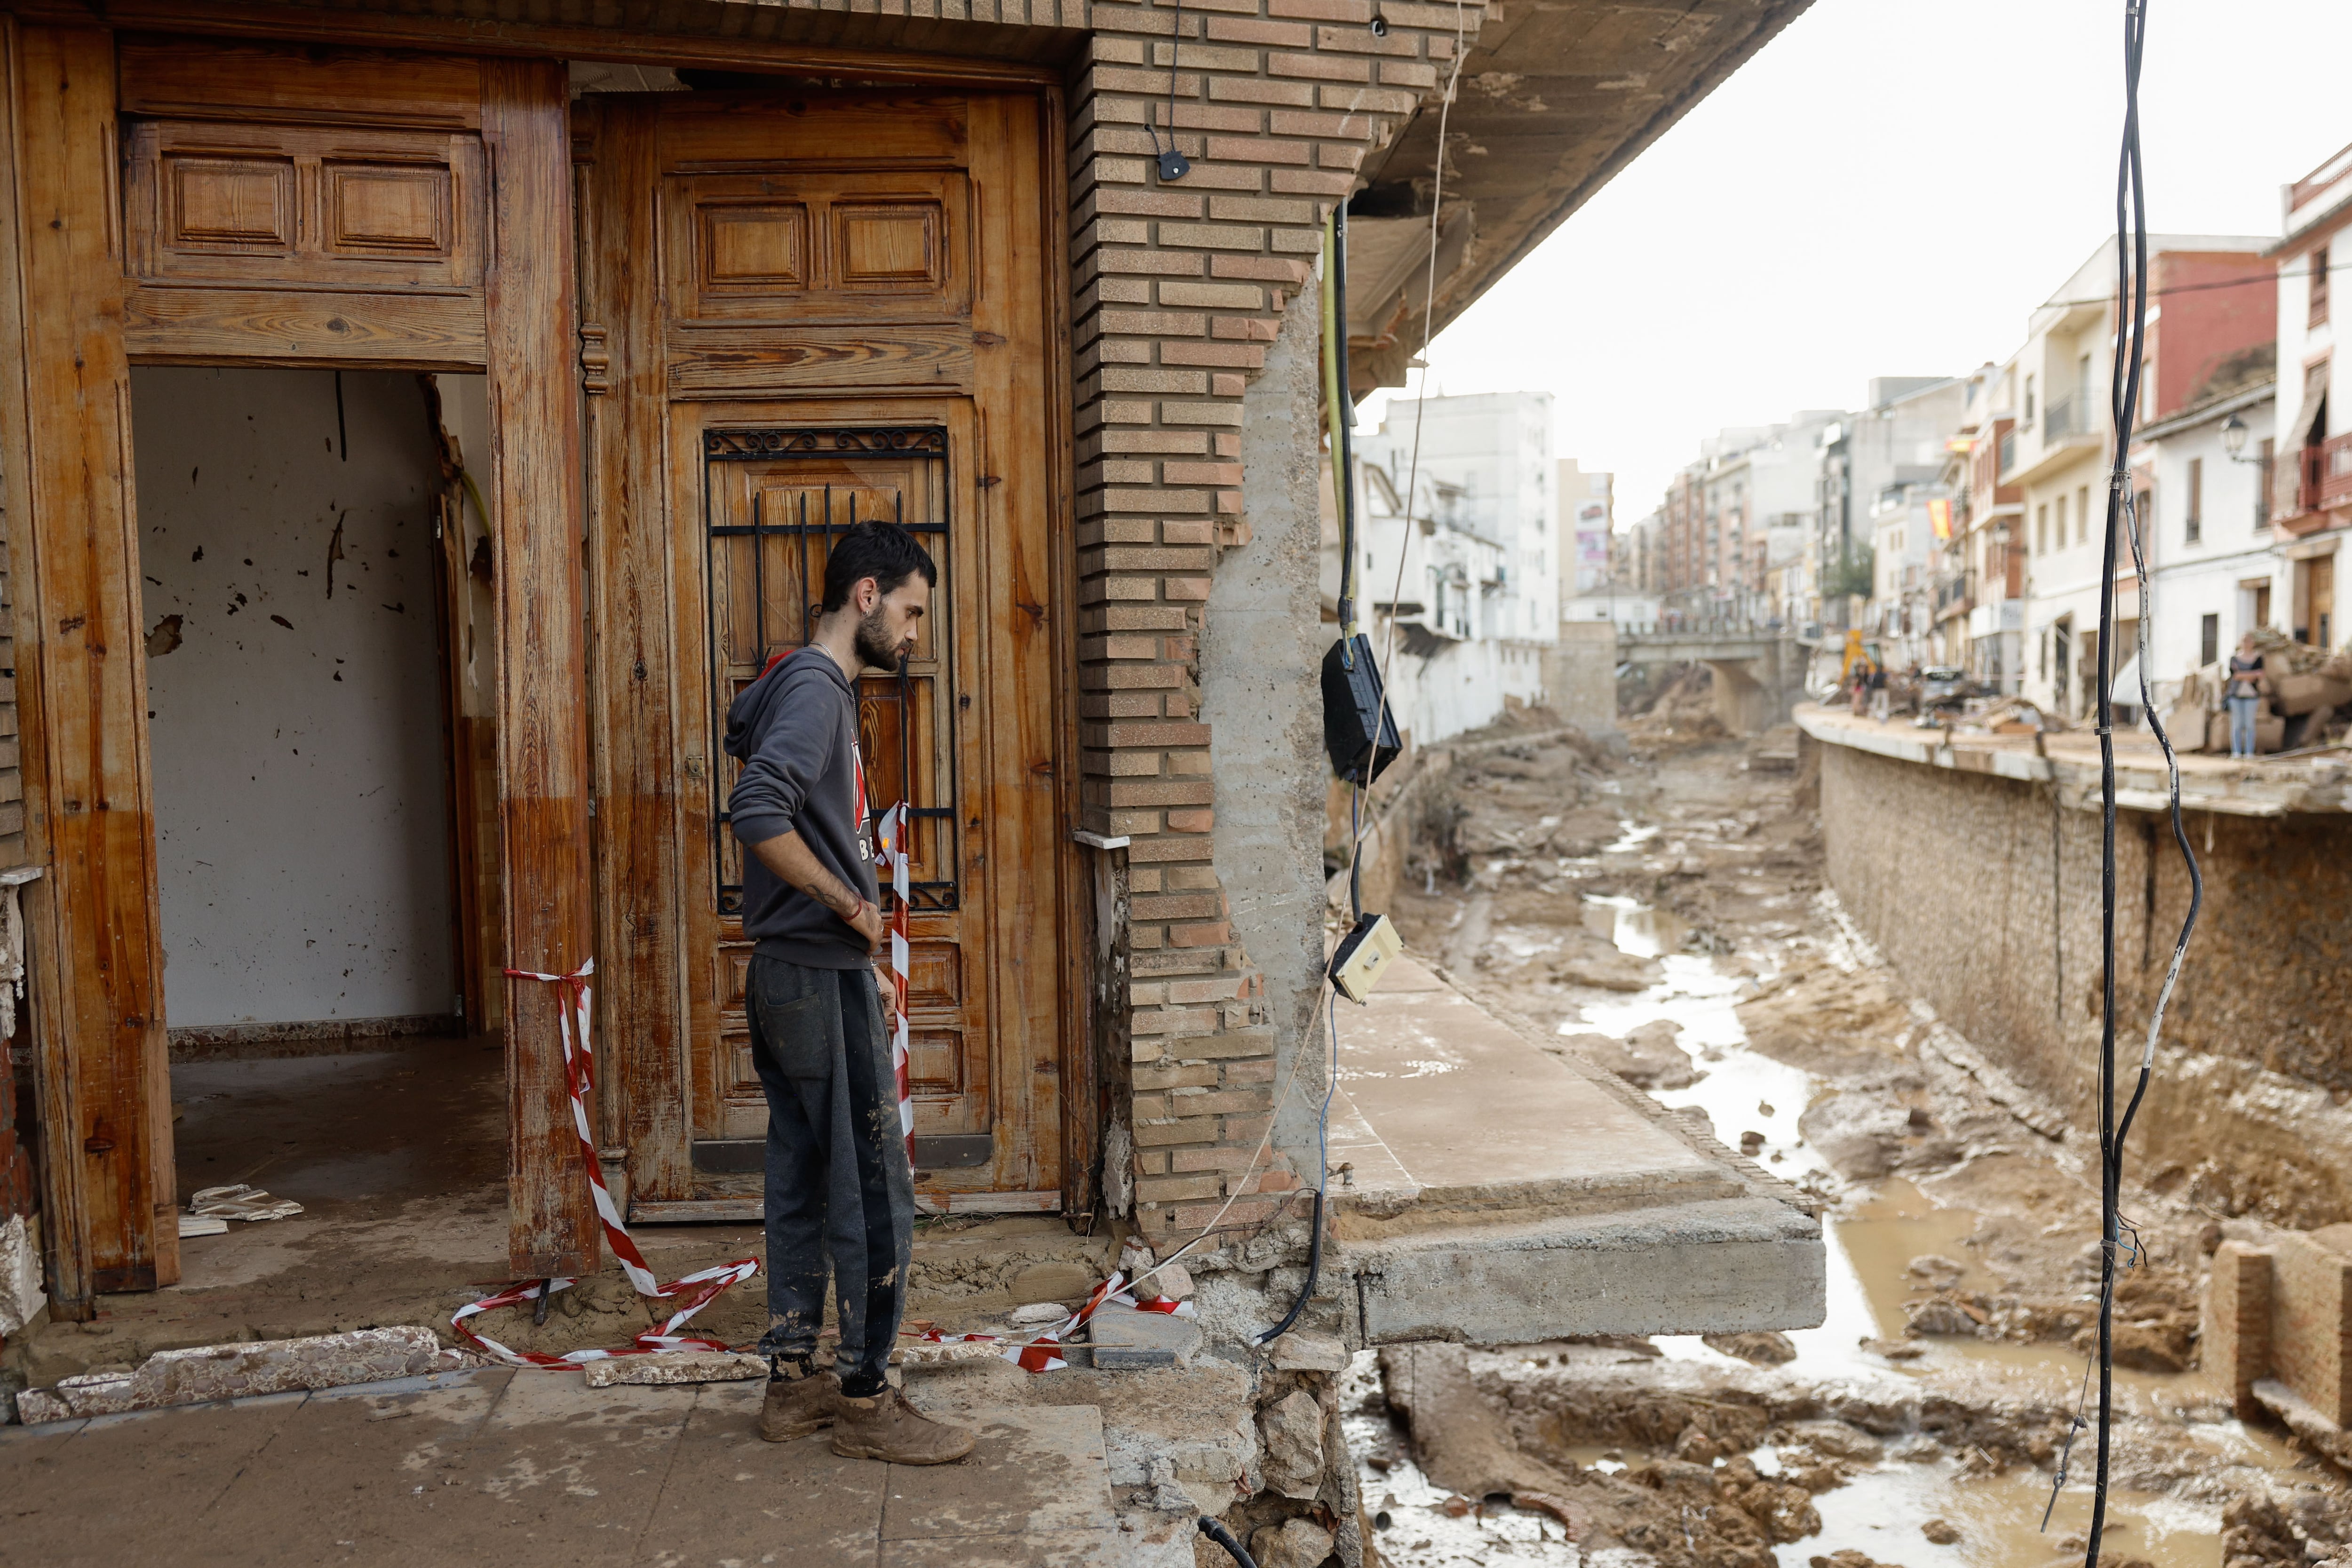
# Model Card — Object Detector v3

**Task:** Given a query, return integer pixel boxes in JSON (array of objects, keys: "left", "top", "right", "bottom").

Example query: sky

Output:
[{"left": 1356, "top": 0, "right": 2352, "bottom": 524}]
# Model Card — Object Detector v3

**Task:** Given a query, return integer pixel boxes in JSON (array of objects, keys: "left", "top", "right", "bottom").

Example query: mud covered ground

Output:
[{"left": 1352, "top": 685, "right": 2350, "bottom": 1568}]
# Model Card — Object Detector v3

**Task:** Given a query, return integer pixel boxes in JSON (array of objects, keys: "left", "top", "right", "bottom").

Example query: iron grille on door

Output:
[{"left": 704, "top": 426, "right": 958, "bottom": 917}]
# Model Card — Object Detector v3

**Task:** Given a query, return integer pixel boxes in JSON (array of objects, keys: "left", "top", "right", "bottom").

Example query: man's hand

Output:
[
  {"left": 874, "top": 965, "right": 899, "bottom": 1016},
  {"left": 748, "top": 829, "right": 885, "bottom": 950}
]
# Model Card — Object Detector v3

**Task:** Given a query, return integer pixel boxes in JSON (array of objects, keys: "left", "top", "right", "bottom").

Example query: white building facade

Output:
[{"left": 1351, "top": 393, "right": 1561, "bottom": 744}]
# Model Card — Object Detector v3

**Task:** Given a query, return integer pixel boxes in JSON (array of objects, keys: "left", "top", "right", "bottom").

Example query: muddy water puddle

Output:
[{"left": 1355, "top": 885, "right": 2293, "bottom": 1568}]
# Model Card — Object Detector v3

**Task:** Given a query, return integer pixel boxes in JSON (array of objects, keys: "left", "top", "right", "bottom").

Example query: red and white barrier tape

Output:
[
  {"left": 904, "top": 1269, "right": 1195, "bottom": 1375},
  {"left": 874, "top": 804, "right": 916, "bottom": 1168},
  {"left": 455, "top": 960, "right": 758, "bottom": 1369}
]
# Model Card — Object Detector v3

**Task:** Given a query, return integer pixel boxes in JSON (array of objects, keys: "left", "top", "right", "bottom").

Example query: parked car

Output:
[{"left": 1918, "top": 666, "right": 1976, "bottom": 708}]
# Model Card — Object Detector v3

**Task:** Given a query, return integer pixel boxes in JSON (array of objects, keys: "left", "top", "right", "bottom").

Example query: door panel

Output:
[
  {"left": 696, "top": 421, "right": 984, "bottom": 1149},
  {"left": 584, "top": 88, "right": 1063, "bottom": 1208}
]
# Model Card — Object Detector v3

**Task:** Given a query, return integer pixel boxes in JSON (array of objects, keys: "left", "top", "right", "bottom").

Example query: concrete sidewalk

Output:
[{"left": 0, "top": 1365, "right": 1126, "bottom": 1568}]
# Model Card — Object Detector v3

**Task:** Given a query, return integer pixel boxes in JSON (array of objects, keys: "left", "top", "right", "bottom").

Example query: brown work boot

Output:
[
  {"left": 757, "top": 1368, "right": 840, "bottom": 1442},
  {"left": 828, "top": 1386, "right": 975, "bottom": 1465}
]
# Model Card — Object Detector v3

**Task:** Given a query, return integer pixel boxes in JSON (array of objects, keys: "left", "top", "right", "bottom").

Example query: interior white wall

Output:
[{"left": 134, "top": 367, "right": 456, "bottom": 1029}]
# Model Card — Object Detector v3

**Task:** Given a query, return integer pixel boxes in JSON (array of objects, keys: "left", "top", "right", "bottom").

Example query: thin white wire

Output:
[
  {"left": 1351, "top": 0, "right": 1468, "bottom": 868},
  {"left": 1119, "top": 980, "right": 1338, "bottom": 1301}
]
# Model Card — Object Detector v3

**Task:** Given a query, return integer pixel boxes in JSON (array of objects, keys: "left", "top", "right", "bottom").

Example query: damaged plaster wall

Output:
[
  {"left": 133, "top": 368, "right": 455, "bottom": 1033},
  {"left": 1202, "top": 288, "right": 1331, "bottom": 1184}
]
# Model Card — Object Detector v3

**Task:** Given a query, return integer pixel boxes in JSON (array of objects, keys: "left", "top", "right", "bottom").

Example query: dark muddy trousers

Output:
[{"left": 747, "top": 955, "right": 916, "bottom": 1390}]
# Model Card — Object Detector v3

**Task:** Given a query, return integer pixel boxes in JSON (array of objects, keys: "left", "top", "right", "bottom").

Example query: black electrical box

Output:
[{"left": 1321, "top": 631, "right": 1402, "bottom": 785}]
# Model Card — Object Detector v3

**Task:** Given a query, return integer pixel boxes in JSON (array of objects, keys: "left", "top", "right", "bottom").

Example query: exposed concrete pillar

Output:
[{"left": 1543, "top": 621, "right": 1619, "bottom": 735}]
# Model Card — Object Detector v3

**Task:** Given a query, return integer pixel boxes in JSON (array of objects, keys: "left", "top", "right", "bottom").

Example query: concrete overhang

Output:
[
  {"left": 1325, "top": 956, "right": 1824, "bottom": 1346},
  {"left": 1344, "top": 0, "right": 1815, "bottom": 394}
]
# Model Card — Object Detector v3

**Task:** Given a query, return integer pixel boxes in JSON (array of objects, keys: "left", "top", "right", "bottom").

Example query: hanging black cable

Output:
[
  {"left": 1197, "top": 1516, "right": 1258, "bottom": 1567},
  {"left": 2085, "top": 6, "right": 2160, "bottom": 1562}
]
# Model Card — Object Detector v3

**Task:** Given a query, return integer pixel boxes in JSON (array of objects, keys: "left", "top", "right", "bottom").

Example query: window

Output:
[
  {"left": 2140, "top": 358, "right": 2154, "bottom": 424},
  {"left": 2200, "top": 613, "right": 2219, "bottom": 667},
  {"left": 2257, "top": 438, "right": 2274, "bottom": 530},
  {"left": 2185, "top": 456, "right": 2202, "bottom": 544},
  {"left": 2036, "top": 503, "right": 2049, "bottom": 556},
  {"left": 2025, "top": 375, "right": 2037, "bottom": 424},
  {"left": 2077, "top": 485, "right": 2092, "bottom": 546},
  {"left": 2055, "top": 493, "right": 2067, "bottom": 545},
  {"left": 2313, "top": 242, "right": 2331, "bottom": 328}
]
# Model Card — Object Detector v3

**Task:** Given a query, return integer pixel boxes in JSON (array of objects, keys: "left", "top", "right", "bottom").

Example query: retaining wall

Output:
[{"left": 1814, "top": 737, "right": 2352, "bottom": 1227}]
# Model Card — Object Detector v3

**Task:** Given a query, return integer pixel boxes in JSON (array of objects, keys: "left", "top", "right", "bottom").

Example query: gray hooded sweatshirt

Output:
[{"left": 723, "top": 648, "right": 879, "bottom": 970}]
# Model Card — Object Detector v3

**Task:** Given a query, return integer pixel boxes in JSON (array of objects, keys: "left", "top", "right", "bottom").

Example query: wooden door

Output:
[{"left": 581, "top": 88, "right": 1069, "bottom": 1215}]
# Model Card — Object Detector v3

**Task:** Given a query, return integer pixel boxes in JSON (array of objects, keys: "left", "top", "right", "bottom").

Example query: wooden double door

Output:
[{"left": 578, "top": 87, "right": 1072, "bottom": 1214}]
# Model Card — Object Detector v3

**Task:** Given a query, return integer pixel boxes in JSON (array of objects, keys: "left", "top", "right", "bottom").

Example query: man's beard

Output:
[{"left": 853, "top": 605, "right": 905, "bottom": 670}]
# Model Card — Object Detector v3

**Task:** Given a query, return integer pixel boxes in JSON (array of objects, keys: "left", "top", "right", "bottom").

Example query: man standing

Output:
[{"left": 723, "top": 521, "right": 972, "bottom": 1464}]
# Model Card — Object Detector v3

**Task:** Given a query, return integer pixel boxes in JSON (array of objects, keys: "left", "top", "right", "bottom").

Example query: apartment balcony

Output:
[
  {"left": 1931, "top": 571, "right": 1974, "bottom": 624},
  {"left": 2287, "top": 432, "right": 2352, "bottom": 533},
  {"left": 2002, "top": 397, "right": 2103, "bottom": 487}
]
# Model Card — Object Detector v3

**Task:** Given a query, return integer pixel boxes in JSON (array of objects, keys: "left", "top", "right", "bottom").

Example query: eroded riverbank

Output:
[{"left": 1349, "top": 716, "right": 2347, "bottom": 1568}]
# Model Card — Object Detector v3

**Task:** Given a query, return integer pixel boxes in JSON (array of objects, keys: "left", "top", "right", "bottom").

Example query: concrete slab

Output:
[
  {"left": 0, "top": 1366, "right": 1125, "bottom": 1568},
  {"left": 879, "top": 1527, "right": 1123, "bottom": 1566},
  {"left": 1332, "top": 954, "right": 1728, "bottom": 1208},
  {"left": 878, "top": 1403, "right": 1114, "bottom": 1541},
  {"left": 644, "top": 1380, "right": 892, "bottom": 1563},
  {"left": 1326, "top": 955, "right": 1823, "bottom": 1344}
]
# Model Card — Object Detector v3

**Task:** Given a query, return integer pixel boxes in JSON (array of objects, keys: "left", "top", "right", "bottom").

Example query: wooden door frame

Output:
[
  {"left": 0, "top": 13, "right": 1088, "bottom": 1319},
  {"left": 0, "top": 25, "right": 604, "bottom": 1305},
  {"left": 580, "top": 79, "right": 1085, "bottom": 1218}
]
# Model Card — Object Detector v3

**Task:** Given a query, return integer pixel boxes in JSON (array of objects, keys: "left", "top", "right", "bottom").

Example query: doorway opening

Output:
[{"left": 130, "top": 366, "right": 509, "bottom": 1302}]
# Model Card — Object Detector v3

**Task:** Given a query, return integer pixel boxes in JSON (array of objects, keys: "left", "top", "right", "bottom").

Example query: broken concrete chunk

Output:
[
  {"left": 893, "top": 1338, "right": 1007, "bottom": 1369},
  {"left": 1266, "top": 1330, "right": 1348, "bottom": 1373},
  {"left": 0, "top": 1212, "right": 43, "bottom": 1338},
  {"left": 1795, "top": 1092, "right": 1912, "bottom": 1180},
  {"left": 1250, "top": 1517, "right": 1336, "bottom": 1568},
  {"left": 1089, "top": 1302, "right": 1200, "bottom": 1370},
  {"left": 1701, "top": 1331, "right": 1797, "bottom": 1365},
  {"left": 13, "top": 1388, "right": 74, "bottom": 1425},
  {"left": 1006, "top": 1300, "right": 1070, "bottom": 1327},
  {"left": 1559, "top": 1021, "right": 1699, "bottom": 1089},
  {"left": 26, "top": 1326, "right": 445, "bottom": 1420},
  {"left": 581, "top": 1350, "right": 765, "bottom": 1387},
  {"left": 1258, "top": 1388, "right": 1325, "bottom": 1499}
]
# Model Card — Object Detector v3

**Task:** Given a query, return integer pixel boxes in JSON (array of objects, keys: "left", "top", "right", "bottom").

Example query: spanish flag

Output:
[{"left": 1928, "top": 497, "right": 1953, "bottom": 542}]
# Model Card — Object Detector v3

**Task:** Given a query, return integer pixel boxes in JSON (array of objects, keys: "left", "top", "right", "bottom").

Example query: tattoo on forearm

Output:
[{"left": 794, "top": 875, "right": 858, "bottom": 917}]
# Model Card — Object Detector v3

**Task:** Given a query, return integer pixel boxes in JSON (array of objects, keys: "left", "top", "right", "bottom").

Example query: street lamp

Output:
[{"left": 2221, "top": 412, "right": 2260, "bottom": 464}]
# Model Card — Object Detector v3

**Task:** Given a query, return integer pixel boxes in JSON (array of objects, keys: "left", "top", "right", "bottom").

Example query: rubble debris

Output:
[
  {"left": 1920, "top": 1517, "right": 1960, "bottom": 1544},
  {"left": 1700, "top": 1331, "right": 1796, "bottom": 1365},
  {"left": 1559, "top": 1019, "right": 1697, "bottom": 1088},
  {"left": 0, "top": 1212, "right": 40, "bottom": 1337},
  {"left": 1259, "top": 1387, "right": 1326, "bottom": 1499},
  {"left": 1006, "top": 1300, "right": 1070, "bottom": 1327},
  {"left": 16, "top": 1326, "right": 453, "bottom": 1423},
  {"left": 581, "top": 1350, "right": 765, "bottom": 1386},
  {"left": 1265, "top": 1329, "right": 1349, "bottom": 1373},
  {"left": 188, "top": 1183, "right": 304, "bottom": 1222},
  {"left": 1249, "top": 1517, "right": 1336, "bottom": 1568},
  {"left": 1087, "top": 1301, "right": 1201, "bottom": 1370},
  {"left": 177, "top": 1214, "right": 230, "bottom": 1238}
]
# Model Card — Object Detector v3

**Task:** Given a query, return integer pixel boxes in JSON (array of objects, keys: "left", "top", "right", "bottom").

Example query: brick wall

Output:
[
  {"left": 1816, "top": 737, "right": 2352, "bottom": 1227},
  {"left": 1067, "top": 0, "right": 1474, "bottom": 1239}
]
